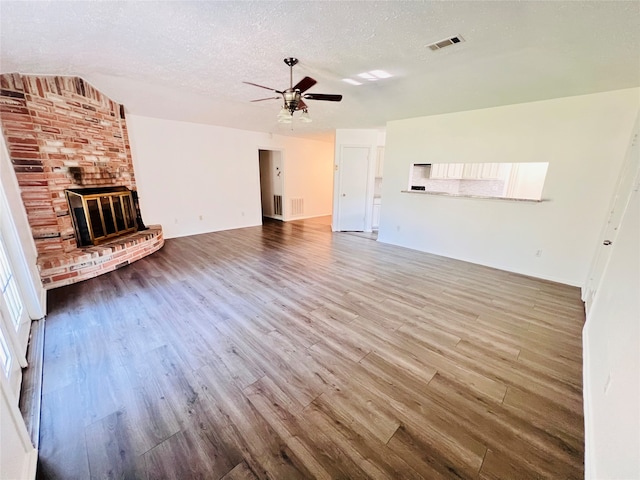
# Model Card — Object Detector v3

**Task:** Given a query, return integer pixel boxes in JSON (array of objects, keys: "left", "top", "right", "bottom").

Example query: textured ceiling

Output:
[{"left": 1, "top": 1, "right": 639, "bottom": 138}]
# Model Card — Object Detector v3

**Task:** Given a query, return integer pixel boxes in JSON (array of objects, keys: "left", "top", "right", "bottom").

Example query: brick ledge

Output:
[{"left": 38, "top": 225, "right": 164, "bottom": 289}]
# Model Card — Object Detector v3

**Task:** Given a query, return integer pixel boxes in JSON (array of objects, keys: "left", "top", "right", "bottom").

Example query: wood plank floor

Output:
[{"left": 38, "top": 217, "right": 585, "bottom": 479}]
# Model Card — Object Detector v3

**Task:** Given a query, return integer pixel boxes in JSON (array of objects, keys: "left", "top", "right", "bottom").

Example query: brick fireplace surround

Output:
[{"left": 0, "top": 73, "right": 163, "bottom": 289}]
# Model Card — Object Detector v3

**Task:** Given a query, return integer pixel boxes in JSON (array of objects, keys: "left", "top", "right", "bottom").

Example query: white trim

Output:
[
  {"left": 0, "top": 363, "right": 37, "bottom": 480},
  {"left": 582, "top": 113, "right": 639, "bottom": 307},
  {"left": 582, "top": 325, "right": 596, "bottom": 479},
  {"left": 284, "top": 213, "right": 332, "bottom": 222},
  {"left": 0, "top": 205, "right": 44, "bottom": 320}
]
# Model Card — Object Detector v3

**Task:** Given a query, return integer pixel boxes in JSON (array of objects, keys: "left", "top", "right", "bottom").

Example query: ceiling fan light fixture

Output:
[
  {"left": 277, "top": 107, "right": 292, "bottom": 123},
  {"left": 299, "top": 110, "right": 312, "bottom": 123},
  {"left": 246, "top": 57, "right": 343, "bottom": 125}
]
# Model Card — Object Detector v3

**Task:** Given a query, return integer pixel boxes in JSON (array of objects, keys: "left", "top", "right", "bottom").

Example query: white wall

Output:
[
  {"left": 279, "top": 135, "right": 334, "bottom": 222},
  {"left": 379, "top": 88, "right": 639, "bottom": 286},
  {"left": 506, "top": 162, "right": 549, "bottom": 200},
  {"left": 126, "top": 115, "right": 334, "bottom": 238},
  {"left": 332, "top": 129, "right": 386, "bottom": 232},
  {"left": 583, "top": 115, "right": 639, "bottom": 479}
]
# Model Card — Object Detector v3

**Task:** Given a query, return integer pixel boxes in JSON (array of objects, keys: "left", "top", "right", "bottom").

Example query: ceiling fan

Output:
[{"left": 243, "top": 57, "right": 342, "bottom": 123}]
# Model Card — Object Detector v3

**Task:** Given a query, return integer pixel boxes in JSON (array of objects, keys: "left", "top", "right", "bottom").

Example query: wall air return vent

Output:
[{"left": 427, "top": 35, "right": 465, "bottom": 51}]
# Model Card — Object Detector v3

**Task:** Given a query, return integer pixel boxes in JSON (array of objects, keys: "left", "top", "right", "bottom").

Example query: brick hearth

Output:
[
  {"left": 38, "top": 226, "right": 163, "bottom": 289},
  {"left": 0, "top": 73, "right": 163, "bottom": 288}
]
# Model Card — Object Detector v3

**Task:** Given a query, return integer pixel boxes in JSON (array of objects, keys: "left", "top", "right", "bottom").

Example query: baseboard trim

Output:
[
  {"left": 19, "top": 317, "right": 45, "bottom": 449},
  {"left": 286, "top": 213, "right": 332, "bottom": 221},
  {"left": 582, "top": 323, "right": 596, "bottom": 479}
]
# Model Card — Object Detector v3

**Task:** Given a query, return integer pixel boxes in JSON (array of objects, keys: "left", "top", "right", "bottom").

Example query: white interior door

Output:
[
  {"left": 584, "top": 117, "right": 639, "bottom": 311},
  {"left": 337, "top": 146, "right": 369, "bottom": 231}
]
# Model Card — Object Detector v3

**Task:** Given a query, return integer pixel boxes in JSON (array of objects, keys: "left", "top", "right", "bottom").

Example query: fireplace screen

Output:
[{"left": 66, "top": 187, "right": 137, "bottom": 246}]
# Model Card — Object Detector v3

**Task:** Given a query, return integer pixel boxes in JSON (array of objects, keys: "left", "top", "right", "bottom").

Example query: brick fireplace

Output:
[{"left": 0, "top": 73, "right": 163, "bottom": 289}]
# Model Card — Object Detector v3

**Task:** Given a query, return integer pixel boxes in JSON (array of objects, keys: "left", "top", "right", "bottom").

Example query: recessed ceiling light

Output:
[
  {"left": 369, "top": 70, "right": 392, "bottom": 79},
  {"left": 357, "top": 72, "right": 377, "bottom": 80},
  {"left": 345, "top": 70, "right": 394, "bottom": 85}
]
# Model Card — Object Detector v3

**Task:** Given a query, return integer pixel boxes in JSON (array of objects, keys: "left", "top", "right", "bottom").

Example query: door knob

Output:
[{"left": 603, "top": 240, "right": 612, "bottom": 246}]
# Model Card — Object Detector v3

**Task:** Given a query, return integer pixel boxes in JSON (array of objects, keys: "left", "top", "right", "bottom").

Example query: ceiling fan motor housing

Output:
[{"left": 283, "top": 89, "right": 300, "bottom": 113}]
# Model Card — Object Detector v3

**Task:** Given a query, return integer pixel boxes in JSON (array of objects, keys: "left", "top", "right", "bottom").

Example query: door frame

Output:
[
  {"left": 583, "top": 114, "right": 639, "bottom": 311},
  {"left": 257, "top": 147, "right": 285, "bottom": 222}
]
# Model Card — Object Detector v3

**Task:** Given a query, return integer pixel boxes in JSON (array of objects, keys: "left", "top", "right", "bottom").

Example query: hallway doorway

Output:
[{"left": 258, "top": 149, "right": 284, "bottom": 221}]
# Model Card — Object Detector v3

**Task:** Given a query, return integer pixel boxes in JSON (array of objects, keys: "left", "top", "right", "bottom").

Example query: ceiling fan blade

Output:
[
  {"left": 296, "top": 99, "right": 308, "bottom": 111},
  {"left": 250, "top": 97, "right": 281, "bottom": 102},
  {"left": 293, "top": 76, "right": 317, "bottom": 93},
  {"left": 243, "top": 81, "right": 283, "bottom": 94},
  {"left": 303, "top": 93, "right": 343, "bottom": 102}
]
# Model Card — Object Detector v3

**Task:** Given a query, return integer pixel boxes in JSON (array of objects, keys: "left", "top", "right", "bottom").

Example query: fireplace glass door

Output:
[{"left": 66, "top": 187, "right": 137, "bottom": 246}]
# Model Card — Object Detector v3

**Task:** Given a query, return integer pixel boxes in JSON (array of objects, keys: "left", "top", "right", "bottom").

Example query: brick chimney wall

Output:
[{"left": 0, "top": 73, "right": 137, "bottom": 256}]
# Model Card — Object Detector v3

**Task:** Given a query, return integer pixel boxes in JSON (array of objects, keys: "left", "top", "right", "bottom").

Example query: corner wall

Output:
[
  {"left": 126, "top": 114, "right": 334, "bottom": 238},
  {"left": 0, "top": 73, "right": 137, "bottom": 256},
  {"left": 583, "top": 113, "right": 640, "bottom": 479},
  {"left": 379, "top": 88, "right": 639, "bottom": 286}
]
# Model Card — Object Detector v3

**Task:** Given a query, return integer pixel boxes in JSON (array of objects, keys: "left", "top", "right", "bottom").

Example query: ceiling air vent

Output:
[{"left": 427, "top": 35, "right": 465, "bottom": 51}]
